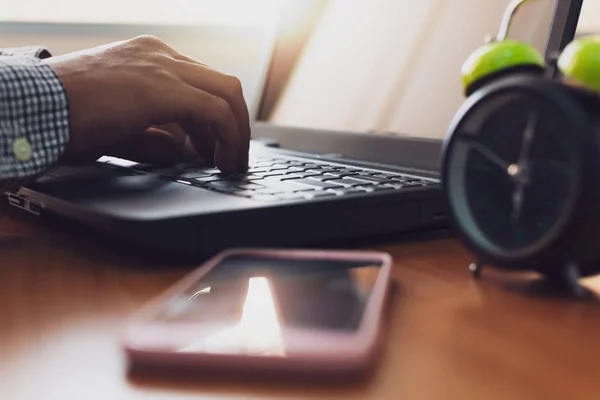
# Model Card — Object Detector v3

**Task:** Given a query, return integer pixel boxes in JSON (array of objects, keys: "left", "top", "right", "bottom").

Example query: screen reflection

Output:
[
  {"left": 179, "top": 276, "right": 285, "bottom": 355},
  {"left": 152, "top": 255, "right": 382, "bottom": 356}
]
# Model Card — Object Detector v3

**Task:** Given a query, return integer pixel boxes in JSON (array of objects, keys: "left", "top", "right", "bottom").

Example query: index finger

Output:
[{"left": 172, "top": 59, "right": 251, "bottom": 171}]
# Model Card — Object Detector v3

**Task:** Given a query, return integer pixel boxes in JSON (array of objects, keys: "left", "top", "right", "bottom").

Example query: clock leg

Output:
[
  {"left": 469, "top": 262, "right": 484, "bottom": 279},
  {"left": 560, "top": 262, "right": 585, "bottom": 298}
]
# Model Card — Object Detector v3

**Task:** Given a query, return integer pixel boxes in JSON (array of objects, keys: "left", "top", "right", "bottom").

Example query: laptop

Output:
[{"left": 5, "top": 0, "right": 573, "bottom": 259}]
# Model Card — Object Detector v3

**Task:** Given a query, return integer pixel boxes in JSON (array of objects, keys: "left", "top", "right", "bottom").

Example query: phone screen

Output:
[{"left": 147, "top": 253, "right": 383, "bottom": 356}]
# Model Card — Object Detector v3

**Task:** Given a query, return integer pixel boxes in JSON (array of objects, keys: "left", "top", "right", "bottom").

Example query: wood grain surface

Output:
[{"left": 2, "top": 204, "right": 600, "bottom": 400}]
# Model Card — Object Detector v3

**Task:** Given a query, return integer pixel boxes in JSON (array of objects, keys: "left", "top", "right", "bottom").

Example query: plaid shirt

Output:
[{"left": 0, "top": 46, "right": 70, "bottom": 193}]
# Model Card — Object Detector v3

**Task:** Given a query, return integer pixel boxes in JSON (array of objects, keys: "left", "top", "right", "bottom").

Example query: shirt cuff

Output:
[
  {"left": 0, "top": 57, "right": 70, "bottom": 191},
  {"left": 0, "top": 46, "right": 52, "bottom": 59}
]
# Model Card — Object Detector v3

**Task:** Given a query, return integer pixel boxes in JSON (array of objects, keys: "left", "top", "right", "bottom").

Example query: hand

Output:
[{"left": 43, "top": 35, "right": 251, "bottom": 173}]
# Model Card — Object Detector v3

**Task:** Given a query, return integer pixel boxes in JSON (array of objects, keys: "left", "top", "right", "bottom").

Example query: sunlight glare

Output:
[{"left": 180, "top": 276, "right": 285, "bottom": 356}]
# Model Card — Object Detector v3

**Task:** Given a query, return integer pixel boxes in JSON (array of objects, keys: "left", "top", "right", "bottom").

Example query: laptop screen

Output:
[{"left": 256, "top": 0, "right": 556, "bottom": 141}]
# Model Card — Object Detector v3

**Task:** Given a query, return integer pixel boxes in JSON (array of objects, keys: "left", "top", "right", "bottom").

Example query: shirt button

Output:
[{"left": 13, "top": 138, "right": 32, "bottom": 162}]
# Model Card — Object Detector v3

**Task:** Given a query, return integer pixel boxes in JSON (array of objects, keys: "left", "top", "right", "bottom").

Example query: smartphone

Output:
[{"left": 122, "top": 248, "right": 393, "bottom": 378}]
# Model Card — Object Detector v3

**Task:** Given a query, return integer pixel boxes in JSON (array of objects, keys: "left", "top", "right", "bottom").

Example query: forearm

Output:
[{"left": 0, "top": 50, "right": 70, "bottom": 193}]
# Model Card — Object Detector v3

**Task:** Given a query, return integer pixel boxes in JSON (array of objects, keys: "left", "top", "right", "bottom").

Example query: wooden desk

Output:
[{"left": 2, "top": 208, "right": 600, "bottom": 400}]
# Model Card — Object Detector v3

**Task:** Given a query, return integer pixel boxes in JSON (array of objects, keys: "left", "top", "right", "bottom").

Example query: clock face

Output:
[{"left": 445, "top": 86, "right": 583, "bottom": 259}]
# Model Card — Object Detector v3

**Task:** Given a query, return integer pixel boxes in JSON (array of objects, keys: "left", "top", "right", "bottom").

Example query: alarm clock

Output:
[{"left": 441, "top": 0, "right": 600, "bottom": 297}]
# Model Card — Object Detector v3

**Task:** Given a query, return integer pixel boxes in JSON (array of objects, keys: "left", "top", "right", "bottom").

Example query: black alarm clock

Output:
[
  {"left": 442, "top": 74, "right": 600, "bottom": 297},
  {"left": 441, "top": 0, "right": 600, "bottom": 297}
]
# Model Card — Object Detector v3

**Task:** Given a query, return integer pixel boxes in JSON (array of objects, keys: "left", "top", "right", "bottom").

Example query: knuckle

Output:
[
  {"left": 133, "top": 34, "right": 164, "bottom": 48},
  {"left": 224, "top": 75, "right": 244, "bottom": 99}
]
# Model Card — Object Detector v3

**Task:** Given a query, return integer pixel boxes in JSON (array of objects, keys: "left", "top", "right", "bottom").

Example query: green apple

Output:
[
  {"left": 558, "top": 37, "right": 600, "bottom": 93},
  {"left": 462, "top": 40, "right": 545, "bottom": 95}
]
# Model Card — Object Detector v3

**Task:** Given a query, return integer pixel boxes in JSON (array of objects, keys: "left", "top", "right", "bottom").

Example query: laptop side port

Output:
[
  {"left": 6, "top": 193, "right": 44, "bottom": 216},
  {"left": 420, "top": 199, "right": 447, "bottom": 227}
]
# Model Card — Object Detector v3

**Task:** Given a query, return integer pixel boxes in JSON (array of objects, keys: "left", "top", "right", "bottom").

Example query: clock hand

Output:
[
  {"left": 517, "top": 112, "right": 537, "bottom": 169},
  {"left": 469, "top": 141, "right": 512, "bottom": 171},
  {"left": 511, "top": 182, "right": 525, "bottom": 223},
  {"left": 510, "top": 112, "right": 538, "bottom": 223}
]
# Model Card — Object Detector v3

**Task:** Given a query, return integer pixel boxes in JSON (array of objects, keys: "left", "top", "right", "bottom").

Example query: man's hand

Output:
[{"left": 44, "top": 35, "right": 251, "bottom": 173}]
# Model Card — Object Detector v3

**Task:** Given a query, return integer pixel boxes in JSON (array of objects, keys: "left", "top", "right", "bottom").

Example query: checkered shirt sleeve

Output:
[{"left": 0, "top": 47, "right": 70, "bottom": 193}]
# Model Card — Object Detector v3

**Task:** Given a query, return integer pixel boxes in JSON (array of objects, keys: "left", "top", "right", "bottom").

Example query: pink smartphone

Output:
[{"left": 122, "top": 248, "right": 393, "bottom": 378}]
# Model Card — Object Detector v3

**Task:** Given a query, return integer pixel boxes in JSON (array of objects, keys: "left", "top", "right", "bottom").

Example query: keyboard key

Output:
[
  {"left": 328, "top": 188, "right": 370, "bottom": 196},
  {"left": 305, "top": 191, "right": 339, "bottom": 199},
  {"left": 213, "top": 172, "right": 247, "bottom": 180},
  {"left": 372, "top": 174, "right": 395, "bottom": 179},
  {"left": 284, "top": 167, "right": 307, "bottom": 174},
  {"left": 285, "top": 161, "right": 306, "bottom": 167},
  {"left": 268, "top": 166, "right": 290, "bottom": 172},
  {"left": 344, "top": 175, "right": 396, "bottom": 184},
  {"left": 199, "top": 168, "right": 222, "bottom": 175},
  {"left": 301, "top": 163, "right": 323, "bottom": 169},
  {"left": 205, "top": 181, "right": 242, "bottom": 190},
  {"left": 194, "top": 176, "right": 224, "bottom": 184},
  {"left": 320, "top": 172, "right": 356, "bottom": 180},
  {"left": 384, "top": 183, "right": 406, "bottom": 189},
  {"left": 253, "top": 163, "right": 275, "bottom": 168},
  {"left": 335, "top": 168, "right": 362, "bottom": 174},
  {"left": 253, "top": 171, "right": 285, "bottom": 178},
  {"left": 287, "top": 178, "right": 343, "bottom": 190},
  {"left": 370, "top": 186, "right": 397, "bottom": 192},
  {"left": 281, "top": 172, "right": 321, "bottom": 181},
  {"left": 243, "top": 175, "right": 264, "bottom": 181},
  {"left": 398, "top": 182, "right": 425, "bottom": 189},
  {"left": 179, "top": 172, "right": 213, "bottom": 179},
  {"left": 247, "top": 167, "right": 271, "bottom": 174},
  {"left": 392, "top": 176, "right": 419, "bottom": 182},
  {"left": 327, "top": 177, "right": 376, "bottom": 187},
  {"left": 358, "top": 185, "right": 397, "bottom": 193},
  {"left": 260, "top": 178, "right": 315, "bottom": 193},
  {"left": 306, "top": 168, "right": 338, "bottom": 174}
]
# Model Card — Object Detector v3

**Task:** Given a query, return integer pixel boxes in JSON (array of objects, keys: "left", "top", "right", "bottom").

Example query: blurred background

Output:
[
  {"left": 0, "top": 0, "right": 578, "bottom": 140},
  {"left": 0, "top": 0, "right": 282, "bottom": 118},
  {"left": 578, "top": 0, "right": 600, "bottom": 35}
]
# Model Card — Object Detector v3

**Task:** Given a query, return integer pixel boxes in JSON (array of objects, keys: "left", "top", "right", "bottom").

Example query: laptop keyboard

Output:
[
  {"left": 97, "top": 155, "right": 438, "bottom": 202},
  {"left": 163, "top": 156, "right": 438, "bottom": 202}
]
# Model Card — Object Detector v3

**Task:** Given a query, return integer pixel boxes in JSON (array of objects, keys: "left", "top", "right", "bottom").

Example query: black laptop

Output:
[{"left": 5, "top": 1, "right": 564, "bottom": 258}]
